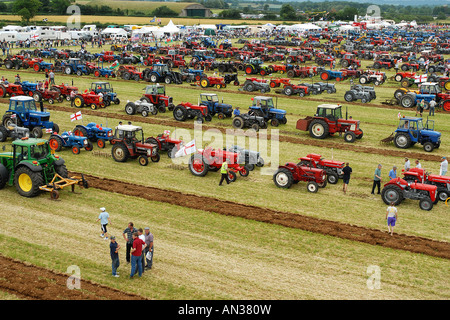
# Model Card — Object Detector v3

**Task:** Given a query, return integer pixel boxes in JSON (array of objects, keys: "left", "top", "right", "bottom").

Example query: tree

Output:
[
  {"left": 13, "top": 0, "right": 42, "bottom": 23},
  {"left": 151, "top": 6, "right": 178, "bottom": 17},
  {"left": 280, "top": 4, "right": 296, "bottom": 21},
  {"left": 219, "top": 9, "right": 241, "bottom": 19},
  {"left": 50, "top": 0, "right": 74, "bottom": 15}
]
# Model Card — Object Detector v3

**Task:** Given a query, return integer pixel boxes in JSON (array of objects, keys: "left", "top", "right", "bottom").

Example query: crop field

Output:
[{"left": 0, "top": 41, "right": 449, "bottom": 301}]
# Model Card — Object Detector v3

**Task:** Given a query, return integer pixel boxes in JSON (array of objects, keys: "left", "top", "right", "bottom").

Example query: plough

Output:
[
  {"left": 39, "top": 173, "right": 89, "bottom": 200},
  {"left": 382, "top": 98, "right": 399, "bottom": 106}
]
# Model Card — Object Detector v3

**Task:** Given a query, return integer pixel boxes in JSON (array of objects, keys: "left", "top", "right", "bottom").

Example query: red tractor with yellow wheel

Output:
[
  {"left": 199, "top": 76, "right": 226, "bottom": 89},
  {"left": 72, "top": 91, "right": 105, "bottom": 110}
]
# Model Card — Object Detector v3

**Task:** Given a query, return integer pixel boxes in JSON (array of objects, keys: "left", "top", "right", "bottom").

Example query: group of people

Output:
[
  {"left": 97, "top": 208, "right": 154, "bottom": 279},
  {"left": 415, "top": 99, "right": 437, "bottom": 117}
]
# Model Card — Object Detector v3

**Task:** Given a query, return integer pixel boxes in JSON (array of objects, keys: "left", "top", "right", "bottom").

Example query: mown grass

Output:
[{"left": 0, "top": 187, "right": 448, "bottom": 299}]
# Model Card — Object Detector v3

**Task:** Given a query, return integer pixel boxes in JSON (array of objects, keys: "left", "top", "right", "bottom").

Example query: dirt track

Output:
[
  {"left": 73, "top": 172, "right": 450, "bottom": 260},
  {"left": 0, "top": 255, "right": 146, "bottom": 300}
]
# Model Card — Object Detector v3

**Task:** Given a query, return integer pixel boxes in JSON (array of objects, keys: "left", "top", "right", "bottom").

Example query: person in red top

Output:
[{"left": 130, "top": 232, "right": 146, "bottom": 278}]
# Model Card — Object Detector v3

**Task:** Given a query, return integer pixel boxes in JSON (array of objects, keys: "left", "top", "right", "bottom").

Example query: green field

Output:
[
  {"left": 77, "top": 0, "right": 191, "bottom": 14},
  {"left": 0, "top": 42, "right": 449, "bottom": 300}
]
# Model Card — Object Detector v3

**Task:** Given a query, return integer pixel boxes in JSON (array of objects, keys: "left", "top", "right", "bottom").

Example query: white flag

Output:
[
  {"left": 174, "top": 140, "right": 196, "bottom": 158},
  {"left": 70, "top": 111, "right": 82, "bottom": 122},
  {"left": 397, "top": 112, "right": 401, "bottom": 119}
]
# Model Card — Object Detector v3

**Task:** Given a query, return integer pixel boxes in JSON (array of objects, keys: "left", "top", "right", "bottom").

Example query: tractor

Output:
[
  {"left": 339, "top": 53, "right": 361, "bottom": 68},
  {"left": 244, "top": 58, "right": 272, "bottom": 76},
  {"left": 0, "top": 138, "right": 87, "bottom": 199},
  {"left": 51, "top": 83, "right": 78, "bottom": 101},
  {"left": 232, "top": 113, "right": 267, "bottom": 132},
  {"left": 273, "top": 161, "right": 328, "bottom": 193},
  {"left": 199, "top": 76, "right": 227, "bottom": 89},
  {"left": 297, "top": 153, "right": 345, "bottom": 185},
  {"left": 140, "top": 85, "right": 175, "bottom": 113},
  {"left": 62, "top": 58, "right": 91, "bottom": 76},
  {"left": 146, "top": 64, "right": 182, "bottom": 84},
  {"left": 248, "top": 96, "right": 287, "bottom": 127},
  {"left": 402, "top": 168, "right": 450, "bottom": 202},
  {"left": 90, "top": 82, "right": 120, "bottom": 106},
  {"left": 285, "top": 50, "right": 305, "bottom": 64},
  {"left": 0, "top": 124, "right": 29, "bottom": 142},
  {"left": 48, "top": 131, "right": 94, "bottom": 154},
  {"left": 2, "top": 96, "right": 59, "bottom": 138},
  {"left": 188, "top": 147, "right": 251, "bottom": 182},
  {"left": 391, "top": 117, "right": 441, "bottom": 152},
  {"left": 296, "top": 104, "right": 363, "bottom": 143},
  {"left": 398, "top": 82, "right": 448, "bottom": 109},
  {"left": 72, "top": 122, "right": 114, "bottom": 148},
  {"left": 381, "top": 178, "right": 437, "bottom": 211},
  {"left": 344, "top": 85, "right": 375, "bottom": 103},
  {"left": 110, "top": 124, "right": 160, "bottom": 166},
  {"left": 32, "top": 88, "right": 64, "bottom": 105},
  {"left": 72, "top": 91, "right": 105, "bottom": 110},
  {"left": 199, "top": 93, "right": 233, "bottom": 119},
  {"left": 227, "top": 145, "right": 264, "bottom": 171},
  {"left": 0, "top": 83, "right": 28, "bottom": 98},
  {"left": 173, "top": 102, "right": 210, "bottom": 123},
  {"left": 242, "top": 78, "right": 271, "bottom": 93},
  {"left": 145, "top": 130, "right": 183, "bottom": 158},
  {"left": 281, "top": 82, "right": 310, "bottom": 97},
  {"left": 125, "top": 99, "right": 158, "bottom": 117}
]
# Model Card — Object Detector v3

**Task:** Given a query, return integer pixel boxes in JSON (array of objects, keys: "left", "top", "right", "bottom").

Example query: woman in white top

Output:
[{"left": 385, "top": 202, "right": 398, "bottom": 236}]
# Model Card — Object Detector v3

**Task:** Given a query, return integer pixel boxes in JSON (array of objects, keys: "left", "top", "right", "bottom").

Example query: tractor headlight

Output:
[
  {"left": 350, "top": 125, "right": 356, "bottom": 131},
  {"left": 99, "top": 97, "right": 103, "bottom": 102},
  {"left": 147, "top": 149, "right": 152, "bottom": 156},
  {"left": 83, "top": 139, "right": 88, "bottom": 145}
]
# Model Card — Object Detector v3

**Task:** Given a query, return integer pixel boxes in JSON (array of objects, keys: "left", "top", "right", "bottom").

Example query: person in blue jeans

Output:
[
  {"left": 130, "top": 232, "right": 146, "bottom": 279},
  {"left": 109, "top": 236, "right": 121, "bottom": 277}
]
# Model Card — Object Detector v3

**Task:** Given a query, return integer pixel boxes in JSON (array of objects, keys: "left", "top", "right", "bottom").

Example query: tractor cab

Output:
[
  {"left": 144, "top": 85, "right": 166, "bottom": 96},
  {"left": 315, "top": 104, "right": 343, "bottom": 121},
  {"left": 418, "top": 82, "right": 440, "bottom": 94},
  {"left": 200, "top": 93, "right": 219, "bottom": 103},
  {"left": 113, "top": 124, "right": 144, "bottom": 143},
  {"left": 395, "top": 117, "right": 441, "bottom": 151},
  {"left": 152, "top": 64, "right": 170, "bottom": 74},
  {"left": 91, "top": 82, "right": 113, "bottom": 93}
]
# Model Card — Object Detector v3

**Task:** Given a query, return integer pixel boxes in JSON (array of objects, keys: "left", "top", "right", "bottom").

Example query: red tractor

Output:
[
  {"left": 394, "top": 71, "right": 416, "bottom": 82},
  {"left": 110, "top": 124, "right": 160, "bottom": 166},
  {"left": 173, "top": 102, "right": 210, "bottom": 123},
  {"left": 269, "top": 78, "right": 291, "bottom": 88},
  {"left": 32, "top": 88, "right": 63, "bottom": 104},
  {"left": 141, "top": 84, "right": 175, "bottom": 113},
  {"left": 0, "top": 83, "right": 27, "bottom": 98},
  {"left": 159, "top": 50, "right": 186, "bottom": 68},
  {"left": 296, "top": 104, "right": 363, "bottom": 143},
  {"left": 188, "top": 147, "right": 251, "bottom": 182},
  {"left": 281, "top": 82, "right": 310, "bottom": 97},
  {"left": 143, "top": 54, "right": 161, "bottom": 66},
  {"left": 273, "top": 161, "right": 328, "bottom": 193},
  {"left": 199, "top": 76, "right": 226, "bottom": 89},
  {"left": 72, "top": 90, "right": 105, "bottom": 110},
  {"left": 402, "top": 167, "right": 450, "bottom": 202},
  {"left": 381, "top": 177, "right": 437, "bottom": 211},
  {"left": 297, "top": 153, "right": 345, "bottom": 184},
  {"left": 339, "top": 53, "right": 361, "bottom": 68},
  {"left": 145, "top": 130, "right": 183, "bottom": 158},
  {"left": 285, "top": 50, "right": 305, "bottom": 64},
  {"left": 117, "top": 65, "right": 144, "bottom": 81},
  {"left": 373, "top": 54, "right": 395, "bottom": 69},
  {"left": 51, "top": 83, "right": 79, "bottom": 101}
]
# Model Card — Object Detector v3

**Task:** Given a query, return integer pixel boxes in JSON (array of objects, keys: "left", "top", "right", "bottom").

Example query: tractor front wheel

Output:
[
  {"left": 306, "top": 181, "right": 319, "bottom": 193},
  {"left": 14, "top": 166, "right": 44, "bottom": 197}
]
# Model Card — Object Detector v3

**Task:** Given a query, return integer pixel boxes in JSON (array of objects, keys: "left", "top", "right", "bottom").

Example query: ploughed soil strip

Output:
[
  {"left": 0, "top": 255, "right": 146, "bottom": 300},
  {"left": 74, "top": 172, "right": 450, "bottom": 260},
  {"left": 23, "top": 102, "right": 445, "bottom": 163}
]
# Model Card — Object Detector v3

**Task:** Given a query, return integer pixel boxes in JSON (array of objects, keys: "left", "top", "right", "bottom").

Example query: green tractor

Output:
[{"left": 0, "top": 138, "right": 87, "bottom": 198}]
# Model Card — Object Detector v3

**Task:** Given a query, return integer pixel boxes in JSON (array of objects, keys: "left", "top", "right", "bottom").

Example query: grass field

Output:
[{"left": 0, "top": 41, "right": 449, "bottom": 300}]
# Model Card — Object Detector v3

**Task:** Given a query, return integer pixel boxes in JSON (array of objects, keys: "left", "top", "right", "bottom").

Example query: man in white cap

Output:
[
  {"left": 440, "top": 157, "right": 448, "bottom": 176},
  {"left": 96, "top": 207, "right": 111, "bottom": 240}
]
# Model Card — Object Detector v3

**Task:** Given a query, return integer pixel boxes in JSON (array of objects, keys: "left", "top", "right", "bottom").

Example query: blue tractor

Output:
[
  {"left": 199, "top": 93, "right": 233, "bottom": 119},
  {"left": 48, "top": 131, "right": 93, "bottom": 154},
  {"left": 61, "top": 58, "right": 90, "bottom": 76},
  {"left": 399, "top": 82, "right": 442, "bottom": 109},
  {"left": 248, "top": 96, "right": 287, "bottom": 127},
  {"left": 20, "top": 81, "right": 38, "bottom": 95},
  {"left": 90, "top": 82, "right": 120, "bottom": 106},
  {"left": 72, "top": 122, "right": 114, "bottom": 148},
  {"left": 2, "top": 96, "right": 59, "bottom": 138},
  {"left": 393, "top": 117, "right": 441, "bottom": 152}
]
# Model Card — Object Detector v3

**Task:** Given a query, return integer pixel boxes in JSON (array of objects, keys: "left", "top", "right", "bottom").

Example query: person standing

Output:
[
  {"left": 122, "top": 222, "right": 138, "bottom": 264},
  {"left": 144, "top": 227, "right": 154, "bottom": 270},
  {"left": 440, "top": 157, "right": 448, "bottom": 176},
  {"left": 49, "top": 70, "right": 55, "bottom": 86},
  {"left": 415, "top": 159, "right": 422, "bottom": 168},
  {"left": 130, "top": 232, "right": 146, "bottom": 279},
  {"left": 137, "top": 228, "right": 146, "bottom": 274},
  {"left": 385, "top": 202, "right": 398, "bottom": 236},
  {"left": 342, "top": 162, "right": 352, "bottom": 194},
  {"left": 233, "top": 107, "right": 240, "bottom": 117},
  {"left": 429, "top": 98, "right": 436, "bottom": 116},
  {"left": 219, "top": 159, "right": 230, "bottom": 186},
  {"left": 96, "top": 207, "right": 110, "bottom": 240},
  {"left": 404, "top": 157, "right": 410, "bottom": 171},
  {"left": 415, "top": 99, "right": 424, "bottom": 117},
  {"left": 110, "top": 236, "right": 121, "bottom": 277},
  {"left": 389, "top": 166, "right": 397, "bottom": 180},
  {"left": 371, "top": 164, "right": 382, "bottom": 195}
]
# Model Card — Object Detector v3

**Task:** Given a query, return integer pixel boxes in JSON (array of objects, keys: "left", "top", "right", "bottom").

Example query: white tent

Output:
[
  {"left": 100, "top": 28, "right": 127, "bottom": 36},
  {"left": 161, "top": 20, "right": 180, "bottom": 35},
  {"left": 286, "top": 23, "right": 322, "bottom": 32}
]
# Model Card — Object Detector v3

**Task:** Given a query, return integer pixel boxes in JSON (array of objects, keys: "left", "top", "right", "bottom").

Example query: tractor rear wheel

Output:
[
  {"left": 232, "top": 116, "right": 244, "bottom": 129},
  {"left": 31, "top": 127, "right": 43, "bottom": 138},
  {"left": 344, "top": 92, "right": 354, "bottom": 102},
  {"left": 0, "top": 164, "right": 9, "bottom": 190},
  {"left": 273, "top": 168, "right": 293, "bottom": 189},
  {"left": 73, "top": 95, "right": 84, "bottom": 108},
  {"left": 394, "top": 133, "right": 411, "bottom": 149},
  {"left": 111, "top": 143, "right": 129, "bottom": 162},
  {"left": 125, "top": 102, "right": 136, "bottom": 115},
  {"left": 228, "top": 171, "right": 237, "bottom": 182},
  {"left": 189, "top": 154, "right": 209, "bottom": 177},
  {"left": 442, "top": 100, "right": 450, "bottom": 112},
  {"left": 49, "top": 136, "right": 63, "bottom": 152},
  {"left": 381, "top": 185, "right": 403, "bottom": 205},
  {"left": 55, "top": 164, "right": 69, "bottom": 179},
  {"left": 173, "top": 105, "right": 188, "bottom": 121},
  {"left": 14, "top": 166, "right": 44, "bottom": 197},
  {"left": 327, "top": 172, "right": 339, "bottom": 184},
  {"left": 400, "top": 94, "right": 415, "bottom": 108},
  {"left": 309, "top": 119, "right": 329, "bottom": 139}
]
